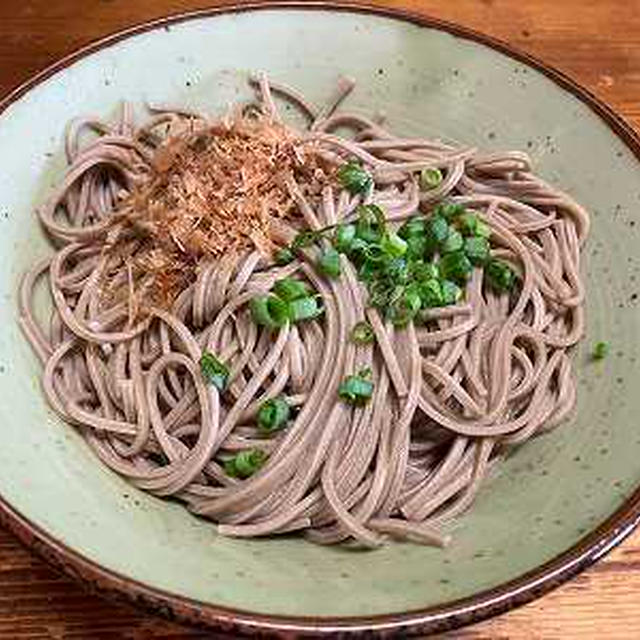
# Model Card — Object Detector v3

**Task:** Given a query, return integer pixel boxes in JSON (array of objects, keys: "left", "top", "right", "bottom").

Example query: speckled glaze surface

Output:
[{"left": 0, "top": 3, "right": 639, "bottom": 637}]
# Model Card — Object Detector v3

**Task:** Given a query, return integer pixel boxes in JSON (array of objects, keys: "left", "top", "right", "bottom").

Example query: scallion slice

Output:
[
  {"left": 351, "top": 320, "right": 376, "bottom": 344},
  {"left": 273, "top": 277, "right": 309, "bottom": 302},
  {"left": 592, "top": 341, "right": 609, "bottom": 361},
  {"left": 200, "top": 351, "right": 229, "bottom": 391},
  {"left": 338, "top": 374, "right": 374, "bottom": 405},
  {"left": 485, "top": 258, "right": 517, "bottom": 292},
  {"left": 288, "top": 296, "right": 324, "bottom": 322},
  {"left": 420, "top": 167, "right": 443, "bottom": 190},
  {"left": 257, "top": 397, "right": 291, "bottom": 433},
  {"left": 337, "top": 161, "right": 373, "bottom": 195},
  {"left": 274, "top": 247, "right": 295, "bottom": 265},
  {"left": 225, "top": 449, "right": 267, "bottom": 478},
  {"left": 318, "top": 247, "right": 341, "bottom": 278},
  {"left": 250, "top": 295, "right": 290, "bottom": 328}
]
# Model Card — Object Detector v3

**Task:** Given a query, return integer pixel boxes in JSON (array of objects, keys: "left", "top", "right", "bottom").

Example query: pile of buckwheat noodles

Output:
[{"left": 18, "top": 74, "right": 589, "bottom": 548}]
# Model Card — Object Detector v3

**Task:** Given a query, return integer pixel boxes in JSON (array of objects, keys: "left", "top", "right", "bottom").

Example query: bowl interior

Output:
[{"left": 0, "top": 7, "right": 639, "bottom": 618}]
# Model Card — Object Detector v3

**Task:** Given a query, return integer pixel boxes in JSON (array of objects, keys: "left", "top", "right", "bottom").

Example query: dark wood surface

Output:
[{"left": 1, "top": 1, "right": 640, "bottom": 638}]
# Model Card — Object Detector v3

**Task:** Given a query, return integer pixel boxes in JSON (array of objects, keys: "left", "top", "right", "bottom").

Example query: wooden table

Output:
[{"left": 1, "top": 1, "right": 639, "bottom": 637}]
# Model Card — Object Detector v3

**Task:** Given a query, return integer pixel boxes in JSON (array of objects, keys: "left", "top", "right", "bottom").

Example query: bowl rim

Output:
[{"left": 2, "top": 1, "right": 640, "bottom": 637}]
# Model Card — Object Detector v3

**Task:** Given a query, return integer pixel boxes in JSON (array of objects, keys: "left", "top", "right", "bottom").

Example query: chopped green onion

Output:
[
  {"left": 356, "top": 223, "right": 382, "bottom": 244},
  {"left": 388, "top": 283, "right": 422, "bottom": 327},
  {"left": 257, "top": 397, "right": 291, "bottom": 434},
  {"left": 338, "top": 374, "right": 374, "bottom": 405},
  {"left": 405, "top": 235, "right": 427, "bottom": 259},
  {"left": 420, "top": 167, "right": 444, "bottom": 190},
  {"left": 351, "top": 320, "right": 375, "bottom": 344},
  {"left": 381, "top": 231, "right": 408, "bottom": 257},
  {"left": 223, "top": 458, "right": 237, "bottom": 477},
  {"left": 404, "top": 282, "right": 423, "bottom": 312},
  {"left": 412, "top": 260, "right": 440, "bottom": 282},
  {"left": 442, "top": 229, "right": 464, "bottom": 254},
  {"left": 434, "top": 202, "right": 465, "bottom": 221},
  {"left": 464, "top": 236, "right": 491, "bottom": 266},
  {"left": 318, "top": 246, "right": 341, "bottom": 278},
  {"left": 288, "top": 296, "right": 324, "bottom": 322},
  {"left": 364, "top": 243, "right": 387, "bottom": 263},
  {"left": 384, "top": 257, "right": 410, "bottom": 284},
  {"left": 440, "top": 279, "right": 463, "bottom": 305},
  {"left": 368, "top": 279, "right": 392, "bottom": 308},
  {"left": 292, "top": 230, "right": 320, "bottom": 250},
  {"left": 200, "top": 351, "right": 229, "bottom": 391},
  {"left": 334, "top": 223, "right": 357, "bottom": 253},
  {"left": 337, "top": 161, "right": 373, "bottom": 195},
  {"left": 278, "top": 196, "right": 512, "bottom": 323},
  {"left": 475, "top": 220, "right": 492, "bottom": 239},
  {"left": 387, "top": 283, "right": 406, "bottom": 307},
  {"left": 485, "top": 258, "right": 517, "bottom": 292},
  {"left": 398, "top": 216, "right": 426, "bottom": 240},
  {"left": 457, "top": 212, "right": 492, "bottom": 239},
  {"left": 266, "top": 296, "right": 291, "bottom": 326},
  {"left": 439, "top": 251, "right": 473, "bottom": 284},
  {"left": 362, "top": 203, "right": 387, "bottom": 227},
  {"left": 274, "top": 247, "right": 295, "bottom": 265},
  {"left": 250, "top": 295, "right": 290, "bottom": 328},
  {"left": 346, "top": 237, "right": 370, "bottom": 265},
  {"left": 273, "top": 277, "right": 309, "bottom": 302},
  {"left": 358, "top": 258, "right": 379, "bottom": 283},
  {"left": 225, "top": 449, "right": 267, "bottom": 478},
  {"left": 592, "top": 341, "right": 609, "bottom": 361},
  {"left": 356, "top": 204, "right": 385, "bottom": 243},
  {"left": 419, "top": 279, "right": 443, "bottom": 308},
  {"left": 424, "top": 215, "right": 449, "bottom": 253},
  {"left": 457, "top": 212, "right": 478, "bottom": 236}
]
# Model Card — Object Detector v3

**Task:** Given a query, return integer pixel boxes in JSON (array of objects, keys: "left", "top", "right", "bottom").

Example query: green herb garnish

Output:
[
  {"left": 420, "top": 167, "right": 443, "bottom": 190},
  {"left": 280, "top": 198, "right": 509, "bottom": 327},
  {"left": 387, "top": 282, "right": 422, "bottom": 327},
  {"left": 288, "top": 296, "right": 324, "bottom": 322},
  {"left": 338, "top": 374, "right": 374, "bottom": 405},
  {"left": 398, "top": 216, "right": 426, "bottom": 240},
  {"left": 424, "top": 215, "right": 449, "bottom": 253},
  {"left": 334, "top": 223, "right": 357, "bottom": 253},
  {"left": 292, "top": 230, "right": 321, "bottom": 250},
  {"left": 257, "top": 397, "right": 291, "bottom": 433},
  {"left": 457, "top": 212, "right": 491, "bottom": 238},
  {"left": 337, "top": 161, "right": 373, "bottom": 195},
  {"left": 355, "top": 204, "right": 385, "bottom": 243},
  {"left": 273, "top": 277, "right": 309, "bottom": 302},
  {"left": 318, "top": 246, "right": 342, "bottom": 278},
  {"left": 405, "top": 235, "right": 428, "bottom": 260},
  {"left": 434, "top": 202, "right": 465, "bottom": 221},
  {"left": 419, "top": 279, "right": 443, "bottom": 308},
  {"left": 440, "top": 279, "right": 463, "bottom": 305},
  {"left": 200, "top": 351, "right": 229, "bottom": 391},
  {"left": 464, "top": 236, "right": 491, "bottom": 266},
  {"left": 350, "top": 320, "right": 376, "bottom": 344},
  {"left": 439, "top": 250, "right": 473, "bottom": 284},
  {"left": 592, "top": 341, "right": 609, "bottom": 361},
  {"left": 411, "top": 261, "right": 439, "bottom": 281},
  {"left": 485, "top": 258, "right": 517, "bottom": 292},
  {"left": 274, "top": 247, "right": 295, "bottom": 265},
  {"left": 380, "top": 231, "right": 408, "bottom": 258},
  {"left": 224, "top": 449, "right": 267, "bottom": 478},
  {"left": 442, "top": 228, "right": 464, "bottom": 254},
  {"left": 250, "top": 295, "right": 290, "bottom": 328}
]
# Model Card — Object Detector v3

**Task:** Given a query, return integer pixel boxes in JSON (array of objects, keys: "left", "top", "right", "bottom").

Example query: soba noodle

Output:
[{"left": 18, "top": 75, "right": 588, "bottom": 548}]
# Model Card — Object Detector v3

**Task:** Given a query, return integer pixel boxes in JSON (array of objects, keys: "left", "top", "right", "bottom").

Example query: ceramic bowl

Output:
[{"left": 1, "top": 4, "right": 639, "bottom": 637}]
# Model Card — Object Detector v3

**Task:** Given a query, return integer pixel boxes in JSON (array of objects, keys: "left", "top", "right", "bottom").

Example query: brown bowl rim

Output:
[{"left": 1, "top": 2, "right": 639, "bottom": 637}]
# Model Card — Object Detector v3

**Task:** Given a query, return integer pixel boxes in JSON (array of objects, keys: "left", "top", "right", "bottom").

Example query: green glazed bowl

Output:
[{"left": 1, "top": 4, "right": 639, "bottom": 637}]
